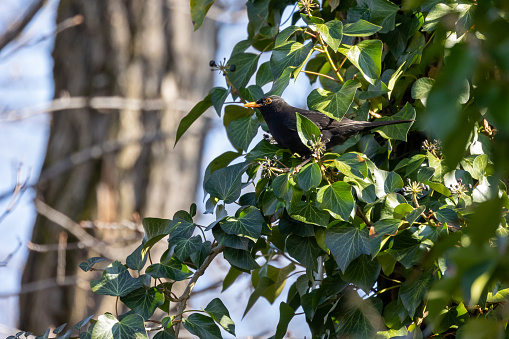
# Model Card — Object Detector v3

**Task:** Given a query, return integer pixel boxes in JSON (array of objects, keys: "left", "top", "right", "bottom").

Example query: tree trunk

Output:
[{"left": 20, "top": 0, "right": 215, "bottom": 332}]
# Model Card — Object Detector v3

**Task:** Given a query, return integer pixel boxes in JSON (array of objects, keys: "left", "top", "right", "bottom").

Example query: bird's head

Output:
[{"left": 244, "top": 95, "right": 287, "bottom": 113}]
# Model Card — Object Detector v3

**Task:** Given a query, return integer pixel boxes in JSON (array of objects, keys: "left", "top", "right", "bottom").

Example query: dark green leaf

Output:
[
  {"left": 307, "top": 80, "right": 361, "bottom": 121},
  {"left": 275, "top": 302, "right": 295, "bottom": 339},
  {"left": 343, "top": 20, "right": 382, "bottom": 36},
  {"left": 226, "top": 116, "right": 260, "bottom": 151},
  {"left": 366, "top": 0, "right": 399, "bottom": 33},
  {"left": 210, "top": 87, "right": 229, "bottom": 116},
  {"left": 316, "top": 181, "right": 355, "bottom": 221},
  {"left": 340, "top": 255, "right": 380, "bottom": 293},
  {"left": 340, "top": 40, "right": 382, "bottom": 84},
  {"left": 146, "top": 258, "right": 192, "bottom": 281},
  {"left": 239, "top": 85, "right": 264, "bottom": 103},
  {"left": 270, "top": 41, "right": 314, "bottom": 79},
  {"left": 370, "top": 219, "right": 401, "bottom": 257},
  {"left": 126, "top": 244, "right": 148, "bottom": 271},
  {"left": 275, "top": 26, "right": 303, "bottom": 47},
  {"left": 372, "top": 102, "right": 415, "bottom": 141},
  {"left": 223, "top": 248, "right": 260, "bottom": 270},
  {"left": 286, "top": 235, "right": 322, "bottom": 271},
  {"left": 227, "top": 53, "right": 260, "bottom": 90},
  {"left": 326, "top": 222, "right": 370, "bottom": 273},
  {"left": 297, "top": 163, "right": 322, "bottom": 191},
  {"left": 373, "top": 169, "right": 404, "bottom": 198},
  {"left": 212, "top": 227, "right": 250, "bottom": 250},
  {"left": 246, "top": 139, "right": 281, "bottom": 161},
  {"left": 120, "top": 287, "right": 164, "bottom": 321},
  {"left": 204, "top": 162, "right": 248, "bottom": 203},
  {"left": 290, "top": 201, "right": 330, "bottom": 227},
  {"left": 173, "top": 236, "right": 203, "bottom": 262},
  {"left": 222, "top": 266, "right": 244, "bottom": 292},
  {"left": 204, "top": 298, "right": 235, "bottom": 335},
  {"left": 295, "top": 112, "right": 321, "bottom": 148},
  {"left": 220, "top": 206, "right": 264, "bottom": 242},
  {"left": 182, "top": 313, "right": 222, "bottom": 339},
  {"left": 79, "top": 257, "right": 106, "bottom": 272},
  {"left": 91, "top": 261, "right": 143, "bottom": 297},
  {"left": 411, "top": 78, "right": 435, "bottom": 105},
  {"left": 399, "top": 269, "right": 435, "bottom": 317},
  {"left": 175, "top": 93, "right": 212, "bottom": 145}
]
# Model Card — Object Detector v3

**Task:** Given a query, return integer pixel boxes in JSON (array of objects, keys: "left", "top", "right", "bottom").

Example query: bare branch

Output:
[
  {"left": 0, "top": 0, "right": 47, "bottom": 52},
  {"left": 0, "top": 163, "right": 30, "bottom": 224},
  {"left": 174, "top": 245, "right": 225, "bottom": 337},
  {"left": 27, "top": 240, "right": 86, "bottom": 252},
  {"left": 34, "top": 199, "right": 115, "bottom": 259},
  {"left": 0, "top": 275, "right": 88, "bottom": 298},
  {"left": 1, "top": 96, "right": 197, "bottom": 122},
  {"left": 0, "top": 237, "right": 22, "bottom": 267},
  {"left": 56, "top": 232, "right": 68, "bottom": 284},
  {"left": 0, "top": 14, "right": 84, "bottom": 60}
]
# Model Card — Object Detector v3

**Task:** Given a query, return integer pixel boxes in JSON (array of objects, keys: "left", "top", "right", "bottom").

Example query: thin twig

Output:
[
  {"left": 301, "top": 70, "right": 340, "bottom": 83},
  {"left": 0, "top": 237, "right": 22, "bottom": 267},
  {"left": 34, "top": 199, "right": 115, "bottom": 259},
  {"left": 173, "top": 245, "right": 225, "bottom": 337},
  {"left": 0, "top": 0, "right": 47, "bottom": 52},
  {"left": 0, "top": 163, "right": 30, "bottom": 224},
  {"left": 56, "top": 232, "right": 68, "bottom": 284}
]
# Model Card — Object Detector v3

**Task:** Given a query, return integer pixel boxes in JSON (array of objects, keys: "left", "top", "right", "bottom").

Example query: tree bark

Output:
[{"left": 20, "top": 0, "right": 216, "bottom": 332}]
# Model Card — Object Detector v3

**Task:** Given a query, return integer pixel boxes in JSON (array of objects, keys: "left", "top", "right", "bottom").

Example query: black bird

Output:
[{"left": 245, "top": 95, "right": 413, "bottom": 157}]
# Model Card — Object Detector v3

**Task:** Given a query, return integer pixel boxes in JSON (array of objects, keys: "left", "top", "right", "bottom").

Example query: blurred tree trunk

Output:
[{"left": 20, "top": 0, "right": 215, "bottom": 332}]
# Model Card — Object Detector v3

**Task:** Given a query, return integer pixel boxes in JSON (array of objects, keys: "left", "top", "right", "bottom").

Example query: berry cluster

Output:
[{"left": 209, "top": 59, "right": 236, "bottom": 75}]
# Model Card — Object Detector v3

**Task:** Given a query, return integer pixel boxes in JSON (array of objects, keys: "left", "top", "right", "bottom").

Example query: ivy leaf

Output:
[
  {"left": 210, "top": 87, "right": 229, "bottom": 116},
  {"left": 220, "top": 206, "right": 264, "bottom": 242},
  {"left": 343, "top": 20, "right": 382, "bottom": 36},
  {"left": 275, "top": 302, "right": 296, "bottom": 339},
  {"left": 270, "top": 41, "right": 314, "bottom": 79},
  {"left": 340, "top": 40, "right": 383, "bottom": 85},
  {"left": 239, "top": 85, "right": 264, "bottom": 103},
  {"left": 411, "top": 77, "right": 435, "bottom": 106},
  {"left": 326, "top": 222, "right": 370, "bottom": 273},
  {"left": 290, "top": 201, "right": 330, "bottom": 227},
  {"left": 204, "top": 162, "right": 249, "bottom": 203},
  {"left": 190, "top": 0, "right": 215, "bottom": 31},
  {"left": 173, "top": 236, "right": 203, "bottom": 262},
  {"left": 91, "top": 261, "right": 143, "bottom": 297},
  {"left": 175, "top": 93, "right": 212, "bottom": 145},
  {"left": 92, "top": 314, "right": 148, "bottom": 339},
  {"left": 373, "top": 169, "right": 404, "bottom": 198},
  {"left": 146, "top": 258, "right": 192, "bottom": 281},
  {"left": 126, "top": 244, "right": 148, "bottom": 272},
  {"left": 182, "top": 313, "right": 222, "bottom": 339},
  {"left": 227, "top": 53, "right": 260, "bottom": 90},
  {"left": 256, "top": 61, "right": 274, "bottom": 87},
  {"left": 307, "top": 80, "right": 361, "bottom": 121},
  {"left": 316, "top": 20, "right": 343, "bottom": 52},
  {"left": 372, "top": 102, "right": 415, "bottom": 141},
  {"left": 423, "top": 3, "right": 452, "bottom": 32},
  {"left": 370, "top": 218, "right": 401, "bottom": 257},
  {"left": 223, "top": 248, "right": 260, "bottom": 271},
  {"left": 295, "top": 112, "right": 321, "bottom": 147},
  {"left": 246, "top": 139, "right": 281, "bottom": 162},
  {"left": 365, "top": 0, "right": 399, "bottom": 34},
  {"left": 226, "top": 116, "right": 260, "bottom": 151},
  {"left": 79, "top": 257, "right": 106, "bottom": 272},
  {"left": 316, "top": 181, "right": 355, "bottom": 221},
  {"left": 297, "top": 163, "right": 322, "bottom": 191},
  {"left": 399, "top": 268, "right": 435, "bottom": 317},
  {"left": 120, "top": 287, "right": 164, "bottom": 321},
  {"left": 340, "top": 255, "right": 381, "bottom": 293},
  {"left": 275, "top": 26, "right": 303, "bottom": 47},
  {"left": 269, "top": 67, "right": 294, "bottom": 96},
  {"left": 204, "top": 298, "right": 236, "bottom": 336},
  {"left": 212, "top": 227, "right": 251, "bottom": 250},
  {"left": 286, "top": 235, "right": 322, "bottom": 271}
]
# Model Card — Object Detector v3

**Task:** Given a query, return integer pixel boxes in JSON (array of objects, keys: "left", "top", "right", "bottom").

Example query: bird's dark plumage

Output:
[{"left": 245, "top": 95, "right": 413, "bottom": 156}]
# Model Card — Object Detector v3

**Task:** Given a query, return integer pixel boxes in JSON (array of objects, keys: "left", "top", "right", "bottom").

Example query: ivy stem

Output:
[
  {"left": 376, "top": 284, "right": 400, "bottom": 295},
  {"left": 115, "top": 296, "right": 119, "bottom": 319},
  {"left": 301, "top": 70, "right": 340, "bottom": 83},
  {"left": 313, "top": 256, "right": 324, "bottom": 289},
  {"left": 318, "top": 34, "right": 344, "bottom": 84}
]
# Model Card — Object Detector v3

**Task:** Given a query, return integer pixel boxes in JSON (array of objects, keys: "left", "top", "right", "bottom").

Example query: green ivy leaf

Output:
[
  {"left": 226, "top": 116, "right": 260, "bottom": 151},
  {"left": 91, "top": 261, "right": 143, "bottom": 297},
  {"left": 275, "top": 302, "right": 295, "bottom": 339},
  {"left": 340, "top": 254, "right": 381, "bottom": 293},
  {"left": 307, "top": 80, "right": 361, "bottom": 121},
  {"left": 146, "top": 258, "right": 192, "bottom": 281},
  {"left": 316, "top": 181, "right": 355, "bottom": 221},
  {"left": 290, "top": 201, "right": 330, "bottom": 227},
  {"left": 120, "top": 287, "right": 164, "bottom": 321},
  {"left": 399, "top": 268, "right": 435, "bottom": 317},
  {"left": 223, "top": 248, "right": 260, "bottom": 271},
  {"left": 373, "top": 102, "right": 415, "bottom": 141},
  {"left": 239, "top": 85, "right": 264, "bottom": 103},
  {"left": 190, "top": 0, "right": 215, "bottom": 31},
  {"left": 126, "top": 244, "right": 148, "bottom": 272},
  {"left": 182, "top": 313, "right": 222, "bottom": 339},
  {"left": 270, "top": 41, "right": 314, "bottom": 79},
  {"left": 297, "top": 163, "right": 322, "bottom": 191},
  {"left": 256, "top": 61, "right": 274, "bottom": 87},
  {"left": 370, "top": 218, "right": 401, "bottom": 257},
  {"left": 204, "top": 298, "right": 235, "bottom": 336},
  {"left": 92, "top": 314, "right": 148, "bottom": 339},
  {"left": 286, "top": 235, "right": 322, "bottom": 271},
  {"left": 326, "top": 222, "right": 370, "bottom": 273},
  {"left": 334, "top": 152, "right": 368, "bottom": 179},
  {"left": 227, "top": 53, "right": 260, "bottom": 90},
  {"left": 316, "top": 20, "right": 343, "bottom": 52},
  {"left": 173, "top": 236, "right": 203, "bottom": 262},
  {"left": 343, "top": 19, "right": 382, "bottom": 36},
  {"left": 220, "top": 206, "right": 264, "bottom": 242},
  {"left": 210, "top": 87, "right": 229, "bottom": 116},
  {"left": 212, "top": 227, "right": 250, "bottom": 250},
  {"left": 204, "top": 162, "right": 249, "bottom": 203},
  {"left": 275, "top": 26, "right": 303, "bottom": 47},
  {"left": 411, "top": 78, "right": 435, "bottom": 106},
  {"left": 365, "top": 0, "right": 399, "bottom": 33},
  {"left": 175, "top": 93, "right": 212, "bottom": 146},
  {"left": 373, "top": 169, "right": 404, "bottom": 198}
]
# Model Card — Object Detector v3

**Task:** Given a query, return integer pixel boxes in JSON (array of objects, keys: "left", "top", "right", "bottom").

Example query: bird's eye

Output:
[{"left": 264, "top": 98, "right": 272, "bottom": 105}]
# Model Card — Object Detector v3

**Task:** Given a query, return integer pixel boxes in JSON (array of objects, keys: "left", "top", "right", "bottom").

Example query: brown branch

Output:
[
  {"left": 174, "top": 245, "right": 225, "bottom": 337},
  {"left": 0, "top": 275, "right": 88, "bottom": 298},
  {"left": 0, "top": 0, "right": 47, "bottom": 52},
  {"left": 0, "top": 163, "right": 30, "bottom": 224},
  {"left": 56, "top": 232, "right": 68, "bottom": 284},
  {"left": 27, "top": 240, "right": 86, "bottom": 252},
  {"left": 1, "top": 96, "right": 196, "bottom": 122},
  {"left": 34, "top": 199, "right": 115, "bottom": 259}
]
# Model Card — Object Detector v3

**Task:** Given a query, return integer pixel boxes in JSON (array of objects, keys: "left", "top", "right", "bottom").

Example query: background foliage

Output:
[{"left": 12, "top": 0, "right": 509, "bottom": 338}]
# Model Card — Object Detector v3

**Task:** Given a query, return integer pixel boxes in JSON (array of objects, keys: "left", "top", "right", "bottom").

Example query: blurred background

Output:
[{"left": 0, "top": 0, "right": 312, "bottom": 337}]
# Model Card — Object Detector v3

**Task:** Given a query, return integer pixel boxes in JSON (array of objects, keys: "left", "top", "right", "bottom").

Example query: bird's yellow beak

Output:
[{"left": 244, "top": 102, "right": 261, "bottom": 108}]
